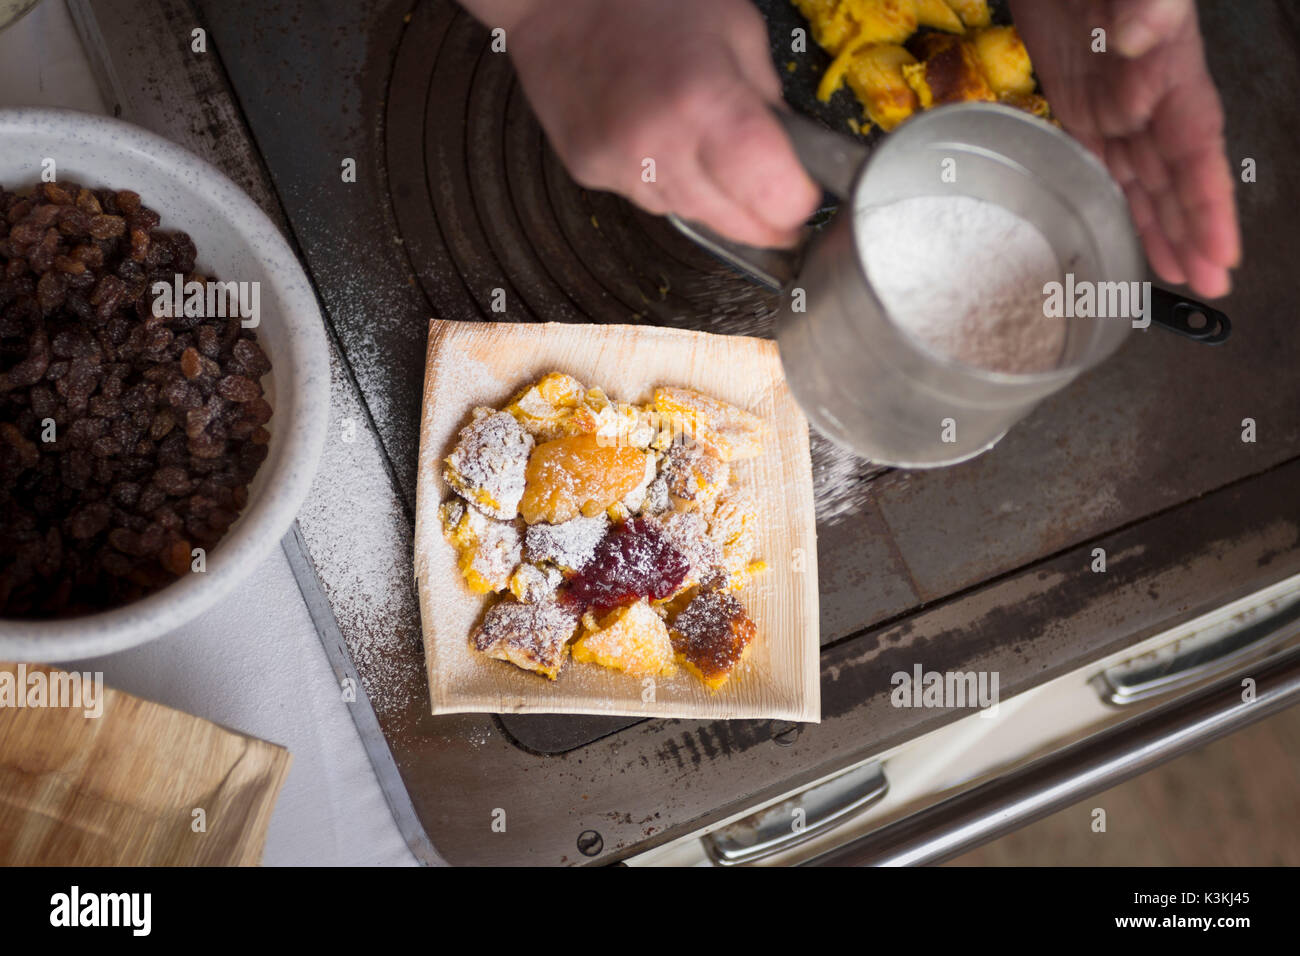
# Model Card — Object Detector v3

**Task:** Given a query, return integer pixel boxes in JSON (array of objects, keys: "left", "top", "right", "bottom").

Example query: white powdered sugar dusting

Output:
[
  {"left": 858, "top": 195, "right": 1066, "bottom": 374},
  {"left": 523, "top": 513, "right": 609, "bottom": 572}
]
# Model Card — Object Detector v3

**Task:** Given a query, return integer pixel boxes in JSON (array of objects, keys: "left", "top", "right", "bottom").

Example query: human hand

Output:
[
  {"left": 463, "top": 0, "right": 821, "bottom": 247},
  {"left": 1011, "top": 0, "right": 1240, "bottom": 297}
]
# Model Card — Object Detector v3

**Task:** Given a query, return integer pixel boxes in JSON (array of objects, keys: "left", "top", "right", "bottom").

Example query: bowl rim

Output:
[{"left": 0, "top": 106, "right": 330, "bottom": 660}]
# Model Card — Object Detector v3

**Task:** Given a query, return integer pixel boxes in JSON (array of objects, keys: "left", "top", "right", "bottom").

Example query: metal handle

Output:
[
  {"left": 1148, "top": 286, "right": 1231, "bottom": 344},
  {"left": 667, "top": 108, "right": 869, "bottom": 290},
  {"left": 702, "top": 760, "right": 888, "bottom": 865},
  {"left": 1091, "top": 588, "right": 1300, "bottom": 706},
  {"left": 803, "top": 646, "right": 1300, "bottom": 866}
]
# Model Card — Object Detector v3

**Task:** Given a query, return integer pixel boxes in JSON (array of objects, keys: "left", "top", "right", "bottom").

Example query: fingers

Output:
[
  {"left": 1172, "top": 148, "right": 1241, "bottom": 268},
  {"left": 696, "top": 85, "right": 821, "bottom": 247},
  {"left": 727, "top": 10, "right": 784, "bottom": 104},
  {"left": 1106, "top": 121, "right": 1239, "bottom": 298},
  {"left": 1177, "top": 246, "right": 1232, "bottom": 299},
  {"left": 533, "top": 11, "right": 816, "bottom": 250},
  {"left": 1111, "top": 0, "right": 1195, "bottom": 58},
  {"left": 666, "top": 153, "right": 806, "bottom": 249},
  {"left": 1122, "top": 176, "right": 1187, "bottom": 286},
  {"left": 1124, "top": 171, "right": 1235, "bottom": 297},
  {"left": 1149, "top": 77, "right": 1242, "bottom": 268}
]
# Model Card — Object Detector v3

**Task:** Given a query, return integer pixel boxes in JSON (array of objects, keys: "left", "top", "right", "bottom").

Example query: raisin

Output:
[
  {"left": 75, "top": 188, "right": 102, "bottom": 215},
  {"left": 160, "top": 538, "right": 192, "bottom": 577},
  {"left": 66, "top": 500, "right": 111, "bottom": 539},
  {"left": 138, "top": 488, "right": 168, "bottom": 520},
  {"left": 153, "top": 466, "right": 192, "bottom": 496},
  {"left": 42, "top": 182, "right": 74, "bottom": 205},
  {"left": 115, "top": 190, "right": 142, "bottom": 214},
  {"left": 232, "top": 338, "right": 271, "bottom": 375},
  {"left": 185, "top": 399, "right": 219, "bottom": 438},
  {"left": 58, "top": 208, "right": 91, "bottom": 238},
  {"left": 189, "top": 430, "right": 225, "bottom": 460},
  {"left": 101, "top": 550, "right": 134, "bottom": 577},
  {"left": 138, "top": 524, "right": 165, "bottom": 554},
  {"left": 217, "top": 374, "right": 260, "bottom": 402},
  {"left": 196, "top": 325, "right": 220, "bottom": 358},
  {"left": 87, "top": 214, "right": 126, "bottom": 239},
  {"left": 180, "top": 346, "right": 202, "bottom": 379},
  {"left": 161, "top": 378, "right": 201, "bottom": 410},
  {"left": 27, "top": 229, "right": 60, "bottom": 273},
  {"left": 70, "top": 242, "right": 103, "bottom": 268},
  {"left": 110, "top": 481, "right": 141, "bottom": 508},
  {"left": 91, "top": 435, "right": 123, "bottom": 458},
  {"left": 9, "top": 220, "right": 43, "bottom": 245},
  {"left": 108, "top": 527, "right": 140, "bottom": 555},
  {"left": 244, "top": 397, "right": 272, "bottom": 426},
  {"left": 148, "top": 407, "right": 176, "bottom": 440},
  {"left": 35, "top": 271, "right": 68, "bottom": 312}
]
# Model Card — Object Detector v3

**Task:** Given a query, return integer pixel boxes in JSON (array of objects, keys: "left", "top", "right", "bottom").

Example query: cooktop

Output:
[{"left": 78, "top": 0, "right": 1300, "bottom": 863}]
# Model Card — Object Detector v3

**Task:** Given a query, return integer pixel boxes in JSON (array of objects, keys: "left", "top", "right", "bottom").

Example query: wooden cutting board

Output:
[{"left": 0, "top": 663, "right": 290, "bottom": 866}]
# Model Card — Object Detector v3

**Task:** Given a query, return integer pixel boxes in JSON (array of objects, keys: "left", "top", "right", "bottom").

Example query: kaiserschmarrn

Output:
[{"left": 442, "top": 375, "right": 768, "bottom": 689}]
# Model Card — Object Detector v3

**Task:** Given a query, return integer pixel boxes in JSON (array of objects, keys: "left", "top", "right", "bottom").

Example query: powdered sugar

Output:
[
  {"left": 858, "top": 195, "right": 1065, "bottom": 374},
  {"left": 523, "top": 513, "right": 609, "bottom": 572},
  {"left": 658, "top": 510, "right": 724, "bottom": 586}
]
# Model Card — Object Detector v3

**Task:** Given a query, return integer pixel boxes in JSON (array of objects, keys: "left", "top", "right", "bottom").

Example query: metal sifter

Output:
[{"left": 673, "top": 103, "right": 1229, "bottom": 467}]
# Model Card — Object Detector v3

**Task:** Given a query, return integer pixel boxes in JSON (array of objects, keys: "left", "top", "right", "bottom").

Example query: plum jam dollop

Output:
[{"left": 562, "top": 517, "right": 689, "bottom": 612}]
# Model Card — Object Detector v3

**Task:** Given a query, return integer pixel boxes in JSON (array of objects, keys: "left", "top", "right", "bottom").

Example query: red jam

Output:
[{"left": 562, "top": 518, "right": 689, "bottom": 613}]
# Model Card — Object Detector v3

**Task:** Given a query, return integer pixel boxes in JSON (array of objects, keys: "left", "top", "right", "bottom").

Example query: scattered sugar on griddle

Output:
[
  {"left": 443, "top": 407, "right": 533, "bottom": 519},
  {"left": 524, "top": 513, "right": 609, "bottom": 572}
]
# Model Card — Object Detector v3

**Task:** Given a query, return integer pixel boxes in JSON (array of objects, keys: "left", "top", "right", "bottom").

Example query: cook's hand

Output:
[
  {"left": 460, "top": 0, "right": 821, "bottom": 247},
  {"left": 1012, "top": 0, "right": 1240, "bottom": 297}
]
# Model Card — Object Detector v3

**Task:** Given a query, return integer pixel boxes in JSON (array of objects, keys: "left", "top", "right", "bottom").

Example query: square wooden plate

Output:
[{"left": 414, "top": 320, "right": 820, "bottom": 722}]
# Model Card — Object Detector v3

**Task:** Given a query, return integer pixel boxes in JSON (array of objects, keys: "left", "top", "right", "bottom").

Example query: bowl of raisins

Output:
[{"left": 0, "top": 108, "right": 330, "bottom": 659}]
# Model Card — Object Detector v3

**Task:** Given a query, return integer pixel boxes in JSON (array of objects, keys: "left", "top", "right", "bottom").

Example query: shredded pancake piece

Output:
[
  {"left": 670, "top": 588, "right": 758, "bottom": 690},
  {"left": 440, "top": 499, "right": 522, "bottom": 594},
  {"left": 572, "top": 600, "right": 677, "bottom": 677},
  {"left": 443, "top": 407, "right": 534, "bottom": 519},
  {"left": 523, "top": 513, "right": 609, "bottom": 573},
  {"left": 657, "top": 510, "right": 724, "bottom": 589},
  {"left": 471, "top": 598, "right": 581, "bottom": 681},
  {"left": 509, "top": 562, "right": 564, "bottom": 604},
  {"left": 653, "top": 386, "right": 765, "bottom": 462},
  {"left": 662, "top": 439, "right": 731, "bottom": 508}
]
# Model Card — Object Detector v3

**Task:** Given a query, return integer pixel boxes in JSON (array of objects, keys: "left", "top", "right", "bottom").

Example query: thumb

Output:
[{"left": 1111, "top": 0, "right": 1194, "bottom": 58}]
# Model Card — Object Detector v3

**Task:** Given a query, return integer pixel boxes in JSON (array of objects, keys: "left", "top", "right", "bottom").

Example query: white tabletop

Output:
[{"left": 0, "top": 0, "right": 417, "bottom": 866}]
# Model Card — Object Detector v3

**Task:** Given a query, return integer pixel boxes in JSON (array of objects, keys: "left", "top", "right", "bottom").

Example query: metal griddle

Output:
[{"left": 70, "top": 0, "right": 1300, "bottom": 864}]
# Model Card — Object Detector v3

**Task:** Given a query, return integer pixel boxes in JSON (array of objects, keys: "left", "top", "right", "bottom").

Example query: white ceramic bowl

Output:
[{"left": 0, "top": 108, "right": 330, "bottom": 660}]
